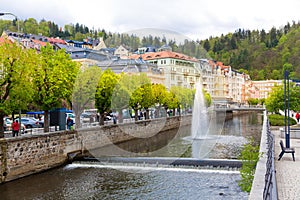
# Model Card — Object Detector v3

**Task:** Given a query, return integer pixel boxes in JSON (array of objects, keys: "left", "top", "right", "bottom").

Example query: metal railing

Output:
[{"left": 263, "top": 120, "right": 278, "bottom": 200}]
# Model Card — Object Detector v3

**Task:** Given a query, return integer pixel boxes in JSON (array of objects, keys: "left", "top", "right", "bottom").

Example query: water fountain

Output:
[
  {"left": 191, "top": 82, "right": 209, "bottom": 139},
  {"left": 190, "top": 82, "right": 225, "bottom": 159}
]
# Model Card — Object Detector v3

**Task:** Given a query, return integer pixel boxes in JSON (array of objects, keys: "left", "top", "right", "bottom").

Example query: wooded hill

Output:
[{"left": 1, "top": 17, "right": 300, "bottom": 80}]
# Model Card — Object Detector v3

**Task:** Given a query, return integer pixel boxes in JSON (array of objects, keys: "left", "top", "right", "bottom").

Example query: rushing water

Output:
[{"left": 0, "top": 112, "right": 262, "bottom": 200}]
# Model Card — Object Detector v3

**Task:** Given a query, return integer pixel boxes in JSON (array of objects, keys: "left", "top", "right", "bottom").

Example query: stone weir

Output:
[
  {"left": 80, "top": 157, "right": 243, "bottom": 169},
  {"left": 0, "top": 115, "right": 191, "bottom": 184}
]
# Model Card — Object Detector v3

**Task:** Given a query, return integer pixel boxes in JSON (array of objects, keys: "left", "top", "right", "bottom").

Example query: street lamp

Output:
[
  {"left": 284, "top": 70, "right": 290, "bottom": 148},
  {"left": 0, "top": 12, "right": 20, "bottom": 35}
]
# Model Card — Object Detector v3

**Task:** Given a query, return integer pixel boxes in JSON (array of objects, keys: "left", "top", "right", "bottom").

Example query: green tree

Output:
[
  {"left": 38, "top": 19, "right": 50, "bottom": 37},
  {"left": 111, "top": 73, "right": 132, "bottom": 123},
  {"left": 0, "top": 41, "right": 36, "bottom": 137},
  {"left": 95, "top": 69, "right": 119, "bottom": 125},
  {"left": 170, "top": 86, "right": 194, "bottom": 114},
  {"left": 32, "top": 44, "right": 79, "bottom": 132},
  {"left": 265, "top": 82, "right": 300, "bottom": 113},
  {"left": 247, "top": 98, "right": 259, "bottom": 106},
  {"left": 24, "top": 18, "right": 39, "bottom": 35},
  {"left": 139, "top": 83, "right": 154, "bottom": 119},
  {"left": 152, "top": 84, "right": 168, "bottom": 117},
  {"left": 127, "top": 74, "right": 151, "bottom": 121},
  {"left": 204, "top": 90, "right": 212, "bottom": 107},
  {"left": 164, "top": 90, "right": 180, "bottom": 116},
  {"left": 72, "top": 66, "right": 102, "bottom": 128}
]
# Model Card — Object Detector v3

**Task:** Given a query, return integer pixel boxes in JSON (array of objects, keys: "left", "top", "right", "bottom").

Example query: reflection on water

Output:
[
  {"left": 90, "top": 112, "right": 262, "bottom": 159},
  {"left": 0, "top": 112, "right": 262, "bottom": 200}
]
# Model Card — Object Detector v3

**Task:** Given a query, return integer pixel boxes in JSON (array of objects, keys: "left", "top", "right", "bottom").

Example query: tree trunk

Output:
[
  {"left": 118, "top": 109, "right": 123, "bottom": 123},
  {"left": 146, "top": 109, "right": 149, "bottom": 119},
  {"left": 0, "top": 112, "right": 5, "bottom": 138},
  {"left": 100, "top": 113, "right": 105, "bottom": 125},
  {"left": 44, "top": 110, "right": 49, "bottom": 132},
  {"left": 75, "top": 114, "right": 81, "bottom": 129},
  {"left": 134, "top": 109, "right": 138, "bottom": 121},
  {"left": 173, "top": 108, "right": 176, "bottom": 116}
]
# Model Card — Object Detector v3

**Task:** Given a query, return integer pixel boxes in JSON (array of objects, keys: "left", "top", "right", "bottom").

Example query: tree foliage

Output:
[
  {"left": 72, "top": 66, "right": 102, "bottom": 128},
  {"left": 32, "top": 44, "right": 79, "bottom": 132},
  {"left": 265, "top": 82, "right": 300, "bottom": 113},
  {"left": 95, "top": 69, "right": 120, "bottom": 125},
  {"left": 0, "top": 41, "right": 35, "bottom": 137}
]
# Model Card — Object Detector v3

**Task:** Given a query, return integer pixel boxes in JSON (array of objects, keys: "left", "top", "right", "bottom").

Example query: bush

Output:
[
  {"left": 238, "top": 138, "right": 260, "bottom": 193},
  {"left": 268, "top": 114, "right": 297, "bottom": 126}
]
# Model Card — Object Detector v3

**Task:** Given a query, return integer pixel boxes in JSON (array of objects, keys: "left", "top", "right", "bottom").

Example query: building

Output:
[
  {"left": 95, "top": 58, "right": 165, "bottom": 85},
  {"left": 252, "top": 80, "right": 283, "bottom": 99},
  {"left": 114, "top": 45, "right": 130, "bottom": 59},
  {"left": 130, "top": 46, "right": 200, "bottom": 90}
]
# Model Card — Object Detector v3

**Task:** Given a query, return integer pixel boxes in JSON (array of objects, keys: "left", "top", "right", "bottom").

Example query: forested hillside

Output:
[{"left": 1, "top": 17, "right": 300, "bottom": 80}]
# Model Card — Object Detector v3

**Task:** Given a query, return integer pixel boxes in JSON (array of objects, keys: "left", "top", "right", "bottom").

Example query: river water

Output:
[{"left": 0, "top": 112, "right": 263, "bottom": 200}]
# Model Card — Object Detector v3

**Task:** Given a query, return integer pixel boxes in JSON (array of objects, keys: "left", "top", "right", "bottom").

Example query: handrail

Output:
[{"left": 263, "top": 120, "right": 278, "bottom": 200}]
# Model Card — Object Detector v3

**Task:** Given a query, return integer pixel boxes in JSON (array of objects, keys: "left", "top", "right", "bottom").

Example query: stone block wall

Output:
[{"left": 0, "top": 115, "right": 191, "bottom": 183}]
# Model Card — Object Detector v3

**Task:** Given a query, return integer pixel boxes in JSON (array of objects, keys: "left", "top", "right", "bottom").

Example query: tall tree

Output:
[
  {"left": 32, "top": 44, "right": 79, "bottom": 132},
  {"left": 0, "top": 41, "right": 35, "bottom": 137},
  {"left": 24, "top": 18, "right": 39, "bottom": 35},
  {"left": 72, "top": 66, "right": 102, "bottom": 128},
  {"left": 95, "top": 69, "right": 119, "bottom": 125}
]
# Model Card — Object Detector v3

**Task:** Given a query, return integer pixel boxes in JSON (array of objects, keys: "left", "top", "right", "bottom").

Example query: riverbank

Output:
[{"left": 0, "top": 115, "right": 191, "bottom": 184}]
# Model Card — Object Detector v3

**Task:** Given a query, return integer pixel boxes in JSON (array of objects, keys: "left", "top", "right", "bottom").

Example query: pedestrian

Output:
[
  {"left": 67, "top": 116, "right": 74, "bottom": 130},
  {"left": 296, "top": 112, "right": 300, "bottom": 123},
  {"left": 12, "top": 119, "right": 20, "bottom": 137}
]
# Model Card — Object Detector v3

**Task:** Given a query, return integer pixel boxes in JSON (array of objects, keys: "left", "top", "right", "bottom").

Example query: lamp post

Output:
[
  {"left": 284, "top": 70, "right": 290, "bottom": 148},
  {"left": 0, "top": 12, "right": 20, "bottom": 36}
]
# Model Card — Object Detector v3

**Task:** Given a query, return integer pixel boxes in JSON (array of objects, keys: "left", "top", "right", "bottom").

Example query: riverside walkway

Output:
[{"left": 273, "top": 127, "right": 300, "bottom": 199}]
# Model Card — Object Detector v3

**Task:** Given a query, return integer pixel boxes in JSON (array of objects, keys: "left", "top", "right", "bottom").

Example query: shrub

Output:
[
  {"left": 268, "top": 114, "right": 297, "bottom": 126},
  {"left": 238, "top": 138, "right": 260, "bottom": 193}
]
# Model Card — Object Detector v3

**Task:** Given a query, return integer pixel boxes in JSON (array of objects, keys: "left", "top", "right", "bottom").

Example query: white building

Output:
[{"left": 130, "top": 48, "right": 201, "bottom": 90}]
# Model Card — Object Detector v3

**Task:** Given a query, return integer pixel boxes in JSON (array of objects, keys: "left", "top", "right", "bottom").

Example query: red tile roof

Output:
[
  {"left": 32, "top": 39, "right": 48, "bottom": 47},
  {"left": 0, "top": 37, "right": 13, "bottom": 44},
  {"left": 48, "top": 37, "right": 66, "bottom": 44},
  {"left": 130, "top": 51, "right": 198, "bottom": 62}
]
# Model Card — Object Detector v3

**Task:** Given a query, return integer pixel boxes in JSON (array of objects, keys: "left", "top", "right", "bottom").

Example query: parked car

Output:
[
  {"left": 3, "top": 117, "right": 12, "bottom": 131},
  {"left": 21, "top": 117, "right": 41, "bottom": 128},
  {"left": 80, "top": 113, "right": 93, "bottom": 123}
]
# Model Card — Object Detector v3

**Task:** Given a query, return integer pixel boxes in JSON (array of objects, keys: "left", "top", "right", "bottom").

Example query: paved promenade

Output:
[{"left": 273, "top": 127, "right": 300, "bottom": 200}]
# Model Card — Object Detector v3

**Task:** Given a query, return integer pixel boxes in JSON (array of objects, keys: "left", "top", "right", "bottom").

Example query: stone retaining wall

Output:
[{"left": 0, "top": 115, "right": 191, "bottom": 183}]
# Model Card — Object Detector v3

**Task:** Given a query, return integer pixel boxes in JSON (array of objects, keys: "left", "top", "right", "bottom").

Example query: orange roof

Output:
[
  {"left": 130, "top": 51, "right": 198, "bottom": 62},
  {"left": 32, "top": 39, "right": 48, "bottom": 47},
  {"left": 0, "top": 37, "right": 13, "bottom": 44},
  {"left": 48, "top": 37, "right": 66, "bottom": 44}
]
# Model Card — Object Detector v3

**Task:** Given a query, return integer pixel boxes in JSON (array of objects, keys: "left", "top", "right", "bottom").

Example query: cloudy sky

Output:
[{"left": 1, "top": 0, "right": 300, "bottom": 41}]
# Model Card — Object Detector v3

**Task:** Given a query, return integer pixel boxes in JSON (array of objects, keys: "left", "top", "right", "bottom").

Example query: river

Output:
[{"left": 0, "top": 112, "right": 263, "bottom": 200}]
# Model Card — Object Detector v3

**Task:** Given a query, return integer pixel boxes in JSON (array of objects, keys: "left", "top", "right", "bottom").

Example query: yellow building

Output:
[{"left": 252, "top": 80, "right": 283, "bottom": 99}]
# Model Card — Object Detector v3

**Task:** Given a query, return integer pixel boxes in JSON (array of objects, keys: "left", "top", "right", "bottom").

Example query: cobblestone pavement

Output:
[{"left": 274, "top": 128, "right": 300, "bottom": 200}]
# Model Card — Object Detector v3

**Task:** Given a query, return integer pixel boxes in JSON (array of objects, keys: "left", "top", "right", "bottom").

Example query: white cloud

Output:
[{"left": 1, "top": 0, "right": 300, "bottom": 40}]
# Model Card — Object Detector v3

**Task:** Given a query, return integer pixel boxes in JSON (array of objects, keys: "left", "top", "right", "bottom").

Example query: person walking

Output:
[
  {"left": 67, "top": 116, "right": 74, "bottom": 130},
  {"left": 296, "top": 112, "right": 300, "bottom": 124},
  {"left": 12, "top": 119, "right": 20, "bottom": 137}
]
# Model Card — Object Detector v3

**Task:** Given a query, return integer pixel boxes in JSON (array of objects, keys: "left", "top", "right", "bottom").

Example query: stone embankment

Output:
[{"left": 0, "top": 115, "right": 191, "bottom": 183}]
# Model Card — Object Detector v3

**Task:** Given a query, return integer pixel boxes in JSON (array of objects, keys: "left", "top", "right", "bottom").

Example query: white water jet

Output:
[
  {"left": 191, "top": 82, "right": 209, "bottom": 139},
  {"left": 190, "top": 82, "right": 223, "bottom": 159}
]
